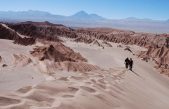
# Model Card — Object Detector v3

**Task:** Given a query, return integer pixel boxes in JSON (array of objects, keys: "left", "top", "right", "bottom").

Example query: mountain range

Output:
[{"left": 0, "top": 10, "right": 169, "bottom": 33}]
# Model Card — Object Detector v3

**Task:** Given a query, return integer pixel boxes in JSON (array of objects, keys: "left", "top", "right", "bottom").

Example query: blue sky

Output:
[{"left": 0, "top": 0, "right": 169, "bottom": 20}]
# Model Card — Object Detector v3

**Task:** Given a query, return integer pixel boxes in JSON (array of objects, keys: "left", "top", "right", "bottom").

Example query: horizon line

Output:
[{"left": 0, "top": 9, "right": 168, "bottom": 21}]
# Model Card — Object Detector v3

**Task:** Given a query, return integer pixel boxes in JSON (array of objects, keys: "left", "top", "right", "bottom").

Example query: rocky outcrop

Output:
[
  {"left": 3, "top": 22, "right": 169, "bottom": 48},
  {"left": 75, "top": 28, "right": 169, "bottom": 74},
  {"left": 93, "top": 40, "right": 104, "bottom": 48},
  {"left": 72, "top": 28, "right": 169, "bottom": 59},
  {"left": 139, "top": 46, "right": 169, "bottom": 75},
  {"left": 102, "top": 41, "right": 112, "bottom": 47},
  {"left": 13, "top": 54, "right": 32, "bottom": 67},
  {"left": 76, "top": 28, "right": 168, "bottom": 47},
  {"left": 7, "top": 22, "right": 169, "bottom": 48},
  {"left": 2, "top": 21, "right": 169, "bottom": 75},
  {"left": 2, "top": 64, "right": 7, "bottom": 67},
  {"left": 0, "top": 24, "right": 35, "bottom": 45},
  {"left": 8, "top": 21, "right": 78, "bottom": 42},
  {"left": 124, "top": 46, "right": 133, "bottom": 54},
  {"left": 30, "top": 43, "right": 87, "bottom": 62},
  {"left": 0, "top": 56, "right": 2, "bottom": 63},
  {"left": 0, "top": 24, "right": 19, "bottom": 40},
  {"left": 74, "top": 36, "right": 95, "bottom": 44},
  {"left": 30, "top": 43, "right": 100, "bottom": 73},
  {"left": 13, "top": 37, "right": 36, "bottom": 46},
  {"left": 31, "top": 45, "right": 75, "bottom": 62}
]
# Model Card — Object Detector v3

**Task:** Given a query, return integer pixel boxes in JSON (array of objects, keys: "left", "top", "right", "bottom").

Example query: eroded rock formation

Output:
[
  {"left": 75, "top": 28, "right": 169, "bottom": 75},
  {"left": 0, "top": 56, "right": 2, "bottom": 63},
  {"left": 0, "top": 24, "right": 19, "bottom": 40},
  {"left": 30, "top": 43, "right": 99, "bottom": 73},
  {"left": 30, "top": 43, "right": 87, "bottom": 62},
  {"left": 0, "top": 24, "right": 35, "bottom": 45},
  {"left": 13, "top": 54, "right": 32, "bottom": 67},
  {"left": 8, "top": 21, "right": 78, "bottom": 42},
  {"left": 139, "top": 46, "right": 169, "bottom": 75},
  {"left": 1, "top": 21, "right": 169, "bottom": 75},
  {"left": 76, "top": 28, "right": 168, "bottom": 47}
]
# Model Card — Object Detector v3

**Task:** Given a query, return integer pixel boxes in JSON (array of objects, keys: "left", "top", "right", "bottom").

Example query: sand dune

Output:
[
  {"left": 0, "top": 39, "right": 45, "bottom": 92},
  {"left": 1, "top": 38, "right": 169, "bottom": 109}
]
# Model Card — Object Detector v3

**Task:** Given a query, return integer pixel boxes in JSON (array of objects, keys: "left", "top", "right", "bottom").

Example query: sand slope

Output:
[
  {"left": 0, "top": 39, "right": 45, "bottom": 93},
  {"left": 0, "top": 39, "right": 169, "bottom": 109}
]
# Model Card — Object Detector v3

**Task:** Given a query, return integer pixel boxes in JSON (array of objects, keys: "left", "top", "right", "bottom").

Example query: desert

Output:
[{"left": 0, "top": 21, "right": 169, "bottom": 109}]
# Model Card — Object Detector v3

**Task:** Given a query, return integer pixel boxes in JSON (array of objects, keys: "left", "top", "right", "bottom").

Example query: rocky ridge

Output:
[{"left": 1, "top": 21, "right": 169, "bottom": 75}]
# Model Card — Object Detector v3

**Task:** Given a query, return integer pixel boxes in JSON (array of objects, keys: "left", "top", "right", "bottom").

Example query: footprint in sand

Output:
[
  {"left": 80, "top": 86, "right": 96, "bottom": 93},
  {"left": 90, "top": 79, "right": 97, "bottom": 83},
  {"left": 97, "top": 79, "right": 106, "bottom": 84},
  {"left": 58, "top": 77, "right": 69, "bottom": 81},
  {"left": 85, "top": 81, "right": 92, "bottom": 85},
  {"left": 25, "top": 92, "right": 55, "bottom": 103},
  {"left": 96, "top": 83, "right": 107, "bottom": 89},
  {"left": 62, "top": 94, "right": 74, "bottom": 98},
  {"left": 0, "top": 96, "right": 21, "bottom": 106},
  {"left": 17, "top": 86, "right": 32, "bottom": 94},
  {"left": 68, "top": 87, "right": 79, "bottom": 93},
  {"left": 69, "top": 76, "right": 85, "bottom": 81}
]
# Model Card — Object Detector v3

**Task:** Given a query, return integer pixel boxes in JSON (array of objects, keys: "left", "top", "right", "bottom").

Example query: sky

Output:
[{"left": 0, "top": 0, "right": 169, "bottom": 20}]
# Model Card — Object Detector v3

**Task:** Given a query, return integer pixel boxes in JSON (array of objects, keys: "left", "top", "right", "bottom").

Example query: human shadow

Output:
[{"left": 130, "top": 70, "right": 142, "bottom": 78}]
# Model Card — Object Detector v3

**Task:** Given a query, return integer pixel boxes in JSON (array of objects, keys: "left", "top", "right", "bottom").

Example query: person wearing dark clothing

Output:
[
  {"left": 125, "top": 58, "right": 129, "bottom": 69},
  {"left": 129, "top": 58, "right": 133, "bottom": 71}
]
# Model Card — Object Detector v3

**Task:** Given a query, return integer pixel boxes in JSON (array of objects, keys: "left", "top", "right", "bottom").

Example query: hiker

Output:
[
  {"left": 125, "top": 58, "right": 129, "bottom": 69},
  {"left": 129, "top": 58, "right": 133, "bottom": 71}
]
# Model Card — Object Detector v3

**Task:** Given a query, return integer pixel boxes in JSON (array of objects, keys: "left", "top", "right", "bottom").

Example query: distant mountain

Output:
[
  {"left": 0, "top": 10, "right": 64, "bottom": 22},
  {"left": 0, "top": 10, "right": 104, "bottom": 22},
  {"left": 70, "top": 11, "right": 105, "bottom": 20},
  {"left": 166, "top": 19, "right": 169, "bottom": 22},
  {"left": 124, "top": 17, "right": 155, "bottom": 22},
  {"left": 0, "top": 10, "right": 169, "bottom": 33}
]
